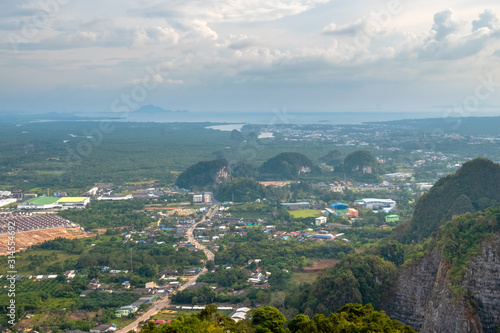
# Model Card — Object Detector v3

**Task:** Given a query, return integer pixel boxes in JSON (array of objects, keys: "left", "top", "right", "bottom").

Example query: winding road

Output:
[{"left": 118, "top": 206, "right": 217, "bottom": 332}]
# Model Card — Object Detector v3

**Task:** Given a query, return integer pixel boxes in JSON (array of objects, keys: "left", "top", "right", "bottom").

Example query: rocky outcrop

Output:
[
  {"left": 214, "top": 165, "right": 230, "bottom": 185},
  {"left": 385, "top": 234, "right": 500, "bottom": 333}
]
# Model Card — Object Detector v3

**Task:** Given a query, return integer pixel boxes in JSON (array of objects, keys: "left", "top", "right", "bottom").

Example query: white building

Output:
[
  {"left": 0, "top": 191, "right": 12, "bottom": 197},
  {"left": 359, "top": 198, "right": 396, "bottom": 210},
  {"left": 315, "top": 216, "right": 327, "bottom": 226},
  {"left": 193, "top": 194, "right": 203, "bottom": 203}
]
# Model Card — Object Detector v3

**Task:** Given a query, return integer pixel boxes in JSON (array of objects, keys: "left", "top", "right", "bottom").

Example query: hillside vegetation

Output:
[
  {"left": 139, "top": 304, "right": 417, "bottom": 333},
  {"left": 398, "top": 158, "right": 500, "bottom": 242},
  {"left": 259, "top": 152, "right": 316, "bottom": 180},
  {"left": 175, "top": 158, "right": 230, "bottom": 189}
]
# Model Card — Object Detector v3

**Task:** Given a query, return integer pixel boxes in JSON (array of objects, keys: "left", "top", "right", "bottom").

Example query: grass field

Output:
[
  {"left": 35, "top": 170, "right": 66, "bottom": 175},
  {"left": 111, "top": 316, "right": 137, "bottom": 329},
  {"left": 291, "top": 259, "right": 340, "bottom": 285},
  {"left": 289, "top": 209, "right": 323, "bottom": 218},
  {"left": 291, "top": 272, "right": 320, "bottom": 285}
]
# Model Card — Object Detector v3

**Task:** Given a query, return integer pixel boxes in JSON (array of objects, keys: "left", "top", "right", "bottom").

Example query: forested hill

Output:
[
  {"left": 259, "top": 152, "right": 316, "bottom": 179},
  {"left": 175, "top": 158, "right": 230, "bottom": 189},
  {"left": 398, "top": 158, "right": 500, "bottom": 243},
  {"left": 342, "top": 150, "right": 379, "bottom": 175}
]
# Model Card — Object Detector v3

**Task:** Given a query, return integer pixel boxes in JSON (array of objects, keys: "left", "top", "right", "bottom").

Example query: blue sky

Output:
[{"left": 1, "top": 0, "right": 500, "bottom": 114}]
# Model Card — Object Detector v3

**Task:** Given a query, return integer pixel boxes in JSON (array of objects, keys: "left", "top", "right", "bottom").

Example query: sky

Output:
[{"left": 1, "top": 0, "right": 500, "bottom": 114}]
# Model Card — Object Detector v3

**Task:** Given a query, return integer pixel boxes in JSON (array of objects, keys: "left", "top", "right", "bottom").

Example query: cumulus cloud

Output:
[
  {"left": 184, "top": 19, "right": 218, "bottom": 40},
  {"left": 431, "top": 9, "right": 462, "bottom": 41},
  {"left": 130, "top": 25, "right": 179, "bottom": 48},
  {"left": 472, "top": 9, "right": 499, "bottom": 31},
  {"left": 412, "top": 9, "right": 500, "bottom": 60},
  {"left": 226, "top": 34, "right": 256, "bottom": 50}
]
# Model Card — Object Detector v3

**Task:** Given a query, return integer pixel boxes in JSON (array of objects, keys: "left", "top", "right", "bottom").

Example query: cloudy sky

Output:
[{"left": 1, "top": 0, "right": 500, "bottom": 114}]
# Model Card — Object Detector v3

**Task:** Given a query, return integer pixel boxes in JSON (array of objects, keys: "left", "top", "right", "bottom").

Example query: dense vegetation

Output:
[
  {"left": 418, "top": 207, "right": 500, "bottom": 296},
  {"left": 140, "top": 304, "right": 417, "bottom": 333},
  {"left": 58, "top": 199, "right": 151, "bottom": 230},
  {"left": 398, "top": 158, "right": 500, "bottom": 242},
  {"left": 0, "top": 277, "right": 139, "bottom": 325},
  {"left": 259, "top": 152, "right": 317, "bottom": 180},
  {"left": 342, "top": 150, "right": 379, "bottom": 175},
  {"left": 175, "top": 158, "right": 230, "bottom": 189},
  {"left": 320, "top": 149, "right": 343, "bottom": 167},
  {"left": 215, "top": 230, "right": 354, "bottom": 269},
  {"left": 303, "top": 254, "right": 398, "bottom": 315},
  {"left": 214, "top": 177, "right": 271, "bottom": 202}
]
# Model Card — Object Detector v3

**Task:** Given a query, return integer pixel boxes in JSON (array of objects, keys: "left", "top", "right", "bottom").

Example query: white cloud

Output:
[
  {"left": 472, "top": 9, "right": 499, "bottom": 31},
  {"left": 2, "top": 1, "right": 500, "bottom": 112},
  {"left": 131, "top": 0, "right": 332, "bottom": 23},
  {"left": 76, "top": 31, "right": 98, "bottom": 42},
  {"left": 431, "top": 9, "right": 463, "bottom": 41}
]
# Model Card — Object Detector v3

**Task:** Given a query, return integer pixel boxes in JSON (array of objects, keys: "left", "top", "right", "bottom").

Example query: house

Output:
[
  {"left": 312, "top": 234, "right": 333, "bottom": 240},
  {"left": 385, "top": 215, "right": 400, "bottom": 223},
  {"left": 91, "top": 282, "right": 101, "bottom": 290},
  {"left": 347, "top": 208, "right": 359, "bottom": 218},
  {"left": 64, "top": 270, "right": 76, "bottom": 279},
  {"left": 231, "top": 307, "right": 251, "bottom": 322},
  {"left": 122, "top": 281, "right": 131, "bottom": 289},
  {"left": 358, "top": 198, "right": 396, "bottom": 210},
  {"left": 183, "top": 268, "right": 201, "bottom": 276},
  {"left": 145, "top": 282, "right": 157, "bottom": 289},
  {"left": 314, "top": 216, "right": 327, "bottom": 226},
  {"left": 115, "top": 305, "right": 138, "bottom": 317},
  {"left": 90, "top": 324, "right": 115, "bottom": 333}
]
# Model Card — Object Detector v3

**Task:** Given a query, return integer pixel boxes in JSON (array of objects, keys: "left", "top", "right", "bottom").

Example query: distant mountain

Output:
[
  {"left": 133, "top": 104, "right": 188, "bottom": 114},
  {"left": 259, "top": 152, "right": 317, "bottom": 180},
  {"left": 397, "top": 158, "right": 500, "bottom": 243},
  {"left": 175, "top": 158, "right": 230, "bottom": 189},
  {"left": 342, "top": 150, "right": 378, "bottom": 175}
]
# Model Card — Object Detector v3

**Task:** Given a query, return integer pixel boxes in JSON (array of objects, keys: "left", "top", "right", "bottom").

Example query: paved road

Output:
[{"left": 118, "top": 206, "right": 217, "bottom": 333}]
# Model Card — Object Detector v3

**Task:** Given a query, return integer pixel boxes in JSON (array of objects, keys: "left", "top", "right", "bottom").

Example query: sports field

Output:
[{"left": 289, "top": 209, "right": 323, "bottom": 218}]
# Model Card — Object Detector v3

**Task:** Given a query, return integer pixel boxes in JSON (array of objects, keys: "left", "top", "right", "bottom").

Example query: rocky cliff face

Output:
[
  {"left": 385, "top": 234, "right": 500, "bottom": 333},
  {"left": 214, "top": 165, "right": 230, "bottom": 185}
]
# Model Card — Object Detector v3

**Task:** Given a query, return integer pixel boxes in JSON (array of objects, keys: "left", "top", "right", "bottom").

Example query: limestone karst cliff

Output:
[{"left": 385, "top": 232, "right": 500, "bottom": 333}]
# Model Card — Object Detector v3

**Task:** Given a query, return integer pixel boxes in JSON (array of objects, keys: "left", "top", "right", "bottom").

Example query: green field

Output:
[
  {"left": 110, "top": 316, "right": 137, "bottom": 329},
  {"left": 22, "top": 196, "right": 60, "bottom": 205},
  {"left": 289, "top": 209, "right": 322, "bottom": 218},
  {"left": 35, "top": 170, "right": 66, "bottom": 175},
  {"left": 0, "top": 249, "right": 80, "bottom": 275},
  {"left": 291, "top": 272, "right": 320, "bottom": 285}
]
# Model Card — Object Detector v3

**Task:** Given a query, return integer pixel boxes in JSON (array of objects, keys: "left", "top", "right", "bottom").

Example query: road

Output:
[{"left": 118, "top": 206, "right": 217, "bottom": 333}]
